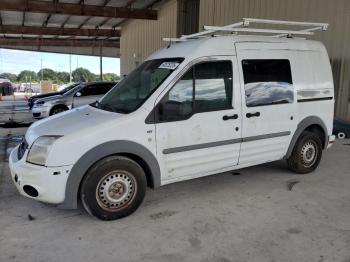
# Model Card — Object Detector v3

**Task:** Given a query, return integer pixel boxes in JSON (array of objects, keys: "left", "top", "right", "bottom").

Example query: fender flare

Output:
[
  {"left": 57, "top": 140, "right": 161, "bottom": 209},
  {"left": 285, "top": 116, "right": 328, "bottom": 159}
]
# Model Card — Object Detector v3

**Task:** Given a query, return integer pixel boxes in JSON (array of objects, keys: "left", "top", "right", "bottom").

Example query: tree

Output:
[
  {"left": 17, "top": 70, "right": 38, "bottom": 82},
  {"left": 0, "top": 73, "right": 17, "bottom": 83},
  {"left": 72, "top": 67, "right": 95, "bottom": 82},
  {"left": 56, "top": 72, "right": 70, "bottom": 84},
  {"left": 37, "top": 68, "right": 57, "bottom": 82},
  {"left": 102, "top": 73, "right": 120, "bottom": 82}
]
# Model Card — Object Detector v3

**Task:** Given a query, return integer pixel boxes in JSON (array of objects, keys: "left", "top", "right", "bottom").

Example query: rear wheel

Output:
[
  {"left": 80, "top": 156, "right": 147, "bottom": 220},
  {"left": 287, "top": 131, "right": 323, "bottom": 174},
  {"left": 50, "top": 105, "right": 67, "bottom": 116}
]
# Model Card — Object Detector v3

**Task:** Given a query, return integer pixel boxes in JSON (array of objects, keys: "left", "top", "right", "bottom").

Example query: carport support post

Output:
[
  {"left": 69, "top": 54, "right": 72, "bottom": 83},
  {"left": 100, "top": 45, "right": 103, "bottom": 81}
]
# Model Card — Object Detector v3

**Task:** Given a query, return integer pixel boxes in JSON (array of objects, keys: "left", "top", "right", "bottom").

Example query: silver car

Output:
[{"left": 31, "top": 81, "right": 117, "bottom": 119}]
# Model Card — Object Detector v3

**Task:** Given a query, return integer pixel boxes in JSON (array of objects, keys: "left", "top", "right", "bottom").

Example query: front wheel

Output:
[
  {"left": 287, "top": 131, "right": 323, "bottom": 174},
  {"left": 80, "top": 156, "right": 147, "bottom": 220},
  {"left": 50, "top": 105, "right": 67, "bottom": 116}
]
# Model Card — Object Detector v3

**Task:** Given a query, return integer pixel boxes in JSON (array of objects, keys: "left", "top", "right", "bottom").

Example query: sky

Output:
[{"left": 0, "top": 48, "right": 120, "bottom": 75}]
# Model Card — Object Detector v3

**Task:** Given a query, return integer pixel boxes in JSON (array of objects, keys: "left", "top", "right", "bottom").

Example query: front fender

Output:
[{"left": 58, "top": 140, "right": 160, "bottom": 209}]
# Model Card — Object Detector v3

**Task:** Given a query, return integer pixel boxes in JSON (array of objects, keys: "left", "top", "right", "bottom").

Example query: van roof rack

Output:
[{"left": 163, "top": 18, "right": 329, "bottom": 42}]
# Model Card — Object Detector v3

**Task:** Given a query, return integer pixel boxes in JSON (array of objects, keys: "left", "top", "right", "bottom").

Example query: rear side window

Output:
[
  {"left": 80, "top": 83, "right": 114, "bottom": 96},
  {"left": 79, "top": 85, "right": 96, "bottom": 96},
  {"left": 242, "top": 59, "right": 293, "bottom": 107},
  {"left": 96, "top": 83, "right": 114, "bottom": 95}
]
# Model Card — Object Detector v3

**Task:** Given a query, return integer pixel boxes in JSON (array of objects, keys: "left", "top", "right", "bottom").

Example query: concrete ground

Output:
[{"left": 0, "top": 126, "right": 350, "bottom": 262}]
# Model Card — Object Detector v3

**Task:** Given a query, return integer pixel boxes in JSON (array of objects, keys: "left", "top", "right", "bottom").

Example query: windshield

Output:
[
  {"left": 95, "top": 58, "right": 183, "bottom": 113},
  {"left": 61, "top": 83, "right": 80, "bottom": 94}
]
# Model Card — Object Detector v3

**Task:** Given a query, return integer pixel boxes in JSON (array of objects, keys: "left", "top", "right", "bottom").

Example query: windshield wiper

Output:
[
  {"left": 93, "top": 101, "right": 128, "bottom": 114},
  {"left": 91, "top": 100, "right": 101, "bottom": 108}
]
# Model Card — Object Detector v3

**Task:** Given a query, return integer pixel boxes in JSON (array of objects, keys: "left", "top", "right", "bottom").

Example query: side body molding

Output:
[
  {"left": 58, "top": 140, "right": 161, "bottom": 209},
  {"left": 284, "top": 116, "right": 328, "bottom": 159}
]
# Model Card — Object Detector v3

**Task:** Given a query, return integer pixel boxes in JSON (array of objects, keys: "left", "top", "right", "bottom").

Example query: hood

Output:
[
  {"left": 35, "top": 94, "right": 65, "bottom": 103},
  {"left": 26, "top": 105, "right": 122, "bottom": 145},
  {"left": 30, "top": 92, "right": 62, "bottom": 100}
]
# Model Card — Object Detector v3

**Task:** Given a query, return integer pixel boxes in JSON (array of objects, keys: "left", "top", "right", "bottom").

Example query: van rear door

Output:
[{"left": 235, "top": 42, "right": 297, "bottom": 165}]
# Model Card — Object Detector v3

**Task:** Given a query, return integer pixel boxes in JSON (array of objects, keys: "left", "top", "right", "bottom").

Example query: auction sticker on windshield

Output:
[{"left": 159, "top": 62, "right": 180, "bottom": 70}]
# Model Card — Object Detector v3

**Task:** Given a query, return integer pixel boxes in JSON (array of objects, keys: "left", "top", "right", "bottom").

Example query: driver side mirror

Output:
[
  {"left": 75, "top": 91, "right": 82, "bottom": 97},
  {"left": 159, "top": 101, "right": 192, "bottom": 122}
]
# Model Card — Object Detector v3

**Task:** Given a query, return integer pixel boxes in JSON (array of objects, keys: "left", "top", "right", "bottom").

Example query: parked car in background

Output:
[
  {"left": 333, "top": 119, "right": 350, "bottom": 139},
  {"left": 28, "top": 83, "right": 81, "bottom": 109},
  {"left": 31, "top": 81, "right": 117, "bottom": 118}
]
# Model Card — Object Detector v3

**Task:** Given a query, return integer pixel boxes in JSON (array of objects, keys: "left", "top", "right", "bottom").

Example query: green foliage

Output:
[
  {"left": 102, "top": 73, "right": 120, "bottom": 82},
  {"left": 56, "top": 72, "right": 70, "bottom": 84},
  {"left": 37, "top": 68, "right": 57, "bottom": 82},
  {"left": 0, "top": 73, "right": 17, "bottom": 82},
  {"left": 72, "top": 67, "right": 95, "bottom": 82},
  {"left": 17, "top": 70, "right": 38, "bottom": 82},
  {"left": 1, "top": 68, "right": 119, "bottom": 84}
]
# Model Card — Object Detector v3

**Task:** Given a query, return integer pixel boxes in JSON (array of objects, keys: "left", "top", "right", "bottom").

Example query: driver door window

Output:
[
  {"left": 155, "top": 61, "right": 233, "bottom": 123},
  {"left": 159, "top": 69, "right": 194, "bottom": 122}
]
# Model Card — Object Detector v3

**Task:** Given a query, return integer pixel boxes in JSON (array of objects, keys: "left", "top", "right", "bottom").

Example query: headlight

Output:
[
  {"left": 27, "top": 136, "right": 61, "bottom": 166},
  {"left": 34, "top": 101, "right": 45, "bottom": 107}
]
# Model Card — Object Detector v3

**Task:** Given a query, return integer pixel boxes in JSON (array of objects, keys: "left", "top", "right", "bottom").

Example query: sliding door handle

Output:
[
  {"left": 223, "top": 114, "right": 238, "bottom": 121},
  {"left": 246, "top": 112, "right": 260, "bottom": 118}
]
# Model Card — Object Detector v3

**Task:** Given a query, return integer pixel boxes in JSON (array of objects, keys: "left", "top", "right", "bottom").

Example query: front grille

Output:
[
  {"left": 33, "top": 112, "right": 41, "bottom": 118},
  {"left": 17, "top": 138, "right": 28, "bottom": 160}
]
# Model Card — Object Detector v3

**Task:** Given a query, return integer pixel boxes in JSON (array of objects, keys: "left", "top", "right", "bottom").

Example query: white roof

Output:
[{"left": 148, "top": 35, "right": 326, "bottom": 61}]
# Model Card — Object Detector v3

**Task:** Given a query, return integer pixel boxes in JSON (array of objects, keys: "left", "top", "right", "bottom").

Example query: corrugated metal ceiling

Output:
[{"left": 0, "top": 0, "right": 160, "bottom": 56}]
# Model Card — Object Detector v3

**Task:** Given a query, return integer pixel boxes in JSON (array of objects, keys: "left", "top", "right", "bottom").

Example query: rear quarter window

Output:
[{"left": 242, "top": 59, "right": 293, "bottom": 107}]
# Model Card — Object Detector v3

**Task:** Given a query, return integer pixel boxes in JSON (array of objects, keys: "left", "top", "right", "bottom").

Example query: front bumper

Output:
[
  {"left": 32, "top": 106, "right": 50, "bottom": 119},
  {"left": 9, "top": 145, "right": 73, "bottom": 205}
]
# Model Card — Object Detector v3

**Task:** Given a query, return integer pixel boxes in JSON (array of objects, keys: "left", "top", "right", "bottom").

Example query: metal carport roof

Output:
[{"left": 0, "top": 0, "right": 161, "bottom": 57}]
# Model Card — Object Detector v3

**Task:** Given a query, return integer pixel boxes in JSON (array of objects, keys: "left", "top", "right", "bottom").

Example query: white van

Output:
[{"left": 9, "top": 19, "right": 335, "bottom": 220}]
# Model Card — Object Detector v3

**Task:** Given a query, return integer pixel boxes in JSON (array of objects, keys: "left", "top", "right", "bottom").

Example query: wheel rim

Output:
[
  {"left": 53, "top": 108, "right": 65, "bottom": 115},
  {"left": 96, "top": 170, "right": 137, "bottom": 211},
  {"left": 300, "top": 141, "right": 318, "bottom": 167},
  {"left": 338, "top": 132, "right": 346, "bottom": 139}
]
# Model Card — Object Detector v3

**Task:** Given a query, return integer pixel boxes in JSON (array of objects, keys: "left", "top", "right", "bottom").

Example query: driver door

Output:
[{"left": 154, "top": 58, "right": 242, "bottom": 183}]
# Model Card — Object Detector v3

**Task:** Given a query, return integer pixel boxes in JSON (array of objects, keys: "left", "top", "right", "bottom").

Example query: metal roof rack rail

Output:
[{"left": 163, "top": 18, "right": 328, "bottom": 42}]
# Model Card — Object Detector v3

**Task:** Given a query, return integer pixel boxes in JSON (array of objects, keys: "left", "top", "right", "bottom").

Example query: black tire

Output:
[
  {"left": 80, "top": 156, "right": 147, "bottom": 220},
  {"left": 287, "top": 131, "right": 323, "bottom": 174},
  {"left": 50, "top": 105, "right": 68, "bottom": 116}
]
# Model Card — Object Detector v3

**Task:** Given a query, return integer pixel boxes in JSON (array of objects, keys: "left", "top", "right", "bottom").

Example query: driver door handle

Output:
[
  {"left": 223, "top": 114, "right": 238, "bottom": 121},
  {"left": 246, "top": 112, "right": 260, "bottom": 118}
]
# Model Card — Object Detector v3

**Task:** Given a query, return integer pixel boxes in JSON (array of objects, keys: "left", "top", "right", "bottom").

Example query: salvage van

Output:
[{"left": 9, "top": 18, "right": 335, "bottom": 220}]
